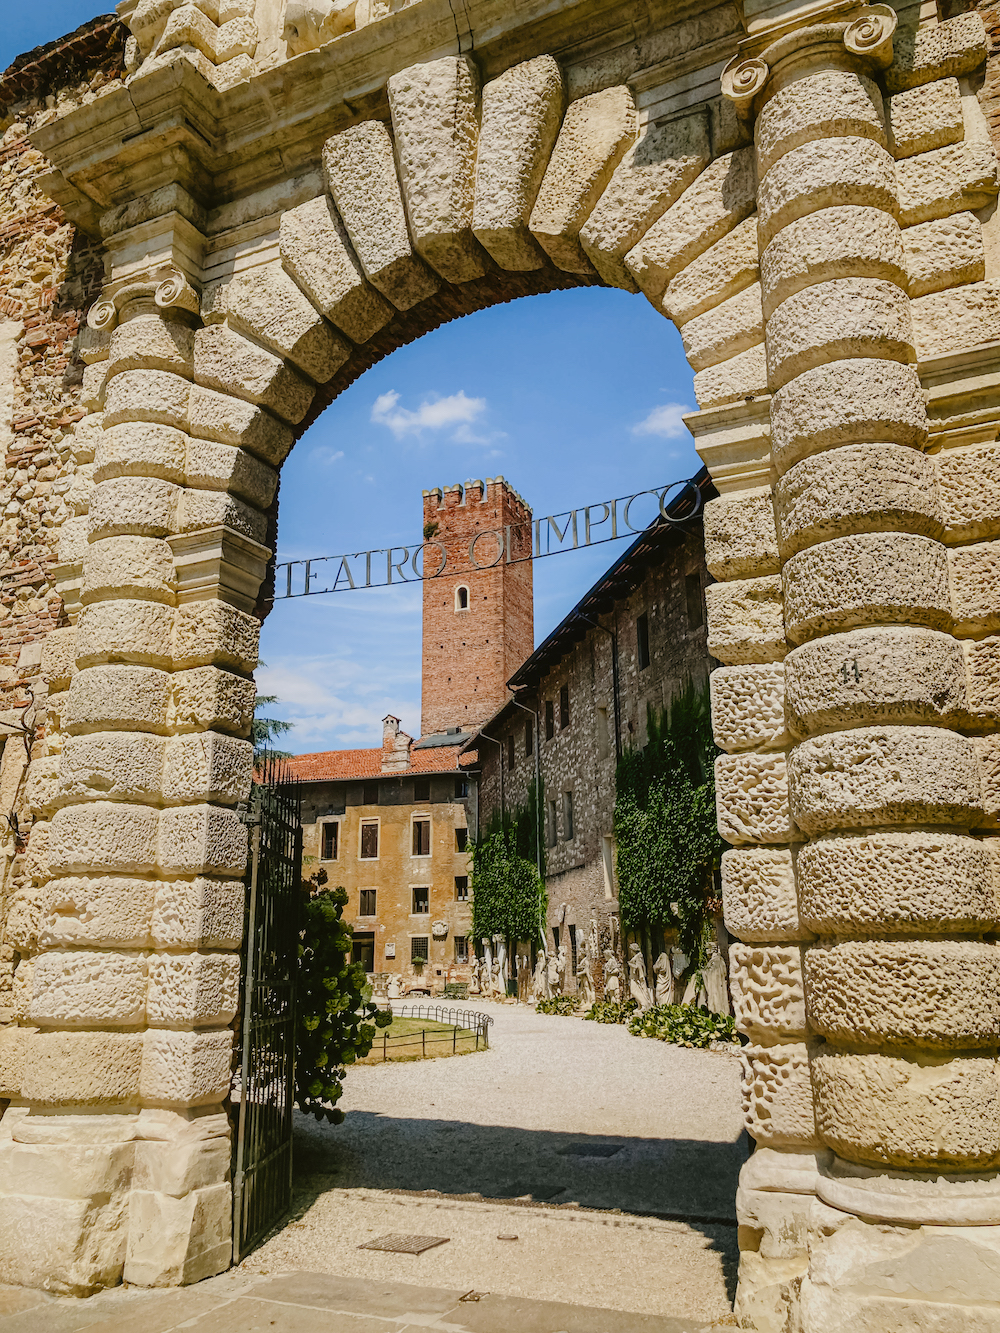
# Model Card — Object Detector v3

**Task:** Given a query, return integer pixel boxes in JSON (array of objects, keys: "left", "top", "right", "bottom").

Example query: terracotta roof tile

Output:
[{"left": 285, "top": 742, "right": 464, "bottom": 783}]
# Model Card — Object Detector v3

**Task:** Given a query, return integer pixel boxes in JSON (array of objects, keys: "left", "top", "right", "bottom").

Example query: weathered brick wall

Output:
[{"left": 476, "top": 523, "right": 713, "bottom": 989}]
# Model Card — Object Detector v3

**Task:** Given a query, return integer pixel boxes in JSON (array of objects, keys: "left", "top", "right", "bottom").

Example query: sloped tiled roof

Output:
[{"left": 285, "top": 742, "right": 466, "bottom": 783}]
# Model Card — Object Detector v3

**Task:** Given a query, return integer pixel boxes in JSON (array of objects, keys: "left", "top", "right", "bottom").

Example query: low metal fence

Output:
[{"left": 372, "top": 1002, "right": 493, "bottom": 1058}]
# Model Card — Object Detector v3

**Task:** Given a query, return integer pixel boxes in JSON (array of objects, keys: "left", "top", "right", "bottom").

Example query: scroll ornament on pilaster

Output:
[
  {"left": 86, "top": 268, "right": 201, "bottom": 333},
  {"left": 721, "top": 3, "right": 897, "bottom": 117}
]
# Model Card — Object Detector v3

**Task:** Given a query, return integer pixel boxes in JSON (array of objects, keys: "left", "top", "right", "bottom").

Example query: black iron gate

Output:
[{"left": 232, "top": 756, "right": 302, "bottom": 1262}]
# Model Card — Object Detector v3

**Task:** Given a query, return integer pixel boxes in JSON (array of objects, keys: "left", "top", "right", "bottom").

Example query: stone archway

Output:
[{"left": 2, "top": 2, "right": 1000, "bottom": 1327}]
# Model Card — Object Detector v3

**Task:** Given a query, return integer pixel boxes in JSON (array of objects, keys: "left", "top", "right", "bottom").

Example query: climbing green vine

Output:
[
  {"left": 295, "top": 882, "right": 392, "bottom": 1123},
  {"left": 470, "top": 779, "right": 547, "bottom": 944},
  {"left": 613, "top": 680, "right": 724, "bottom": 968}
]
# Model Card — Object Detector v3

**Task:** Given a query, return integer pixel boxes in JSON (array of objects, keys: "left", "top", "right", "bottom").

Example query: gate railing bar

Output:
[{"left": 232, "top": 790, "right": 261, "bottom": 1267}]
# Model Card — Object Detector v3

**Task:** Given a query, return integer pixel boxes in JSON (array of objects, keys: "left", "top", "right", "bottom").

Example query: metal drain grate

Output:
[
  {"left": 358, "top": 1233, "right": 450, "bottom": 1254},
  {"left": 558, "top": 1143, "right": 624, "bottom": 1158}
]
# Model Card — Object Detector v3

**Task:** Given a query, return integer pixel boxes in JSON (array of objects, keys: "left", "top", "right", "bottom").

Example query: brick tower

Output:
[{"left": 421, "top": 477, "right": 533, "bottom": 735}]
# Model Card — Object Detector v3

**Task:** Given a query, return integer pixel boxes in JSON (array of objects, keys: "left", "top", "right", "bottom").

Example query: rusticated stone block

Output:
[
  {"left": 754, "top": 69, "right": 885, "bottom": 178},
  {"left": 782, "top": 533, "right": 950, "bottom": 644},
  {"left": 740, "top": 1042, "right": 820, "bottom": 1147},
  {"left": 966, "top": 636, "right": 1000, "bottom": 722},
  {"left": 221, "top": 264, "right": 350, "bottom": 383},
  {"left": 102, "top": 370, "right": 189, "bottom": 431},
  {"left": 188, "top": 384, "right": 294, "bottom": 469},
  {"left": 388, "top": 55, "right": 486, "bottom": 284},
  {"left": 173, "top": 487, "right": 266, "bottom": 544},
  {"left": 157, "top": 805, "right": 247, "bottom": 877},
  {"left": 106, "top": 315, "right": 194, "bottom": 381},
  {"left": 161, "top": 733, "right": 253, "bottom": 806},
  {"left": 770, "top": 359, "right": 928, "bottom": 474},
  {"left": 626, "top": 148, "right": 756, "bottom": 303},
  {"left": 21, "top": 1030, "right": 143, "bottom": 1105},
  {"left": 974, "top": 734, "right": 1000, "bottom": 825},
  {"left": 94, "top": 422, "right": 188, "bottom": 484},
  {"left": 41, "top": 626, "right": 78, "bottom": 693},
  {"left": 29, "top": 950, "right": 147, "bottom": 1028},
  {"left": 812, "top": 1048, "right": 1000, "bottom": 1170},
  {"left": 765, "top": 278, "right": 914, "bottom": 393},
  {"left": 722, "top": 847, "right": 808, "bottom": 942},
  {"left": 950, "top": 540, "right": 1000, "bottom": 635},
  {"left": 41, "top": 876, "right": 157, "bottom": 948},
  {"left": 62, "top": 666, "right": 171, "bottom": 735},
  {"left": 911, "top": 282, "right": 1000, "bottom": 361},
  {"left": 82, "top": 536, "right": 174, "bottom": 604},
  {"left": 711, "top": 664, "right": 787, "bottom": 753},
  {"left": 49, "top": 803, "right": 159, "bottom": 876},
  {"left": 530, "top": 85, "right": 636, "bottom": 274},
  {"left": 23, "top": 821, "right": 51, "bottom": 885},
  {"left": 664, "top": 214, "right": 759, "bottom": 326},
  {"left": 704, "top": 489, "right": 778, "bottom": 582},
  {"left": 693, "top": 344, "right": 768, "bottom": 410},
  {"left": 193, "top": 325, "right": 314, "bottom": 426},
  {"left": 184, "top": 436, "right": 278, "bottom": 511},
  {"left": 706, "top": 574, "right": 786, "bottom": 665},
  {"left": 58, "top": 732, "right": 164, "bottom": 806},
  {"left": 172, "top": 600, "right": 259, "bottom": 672},
  {"left": 896, "top": 140, "right": 999, "bottom": 227},
  {"left": 716, "top": 752, "right": 796, "bottom": 845},
  {"left": 75, "top": 600, "right": 174, "bottom": 669},
  {"left": 680, "top": 283, "right": 763, "bottom": 373},
  {"left": 140, "top": 1028, "right": 234, "bottom": 1107},
  {"left": 797, "top": 829, "right": 995, "bottom": 937},
  {"left": 729, "top": 943, "right": 807, "bottom": 1039},
  {"left": 132, "top": 1136, "right": 230, "bottom": 1197},
  {"left": 26, "top": 756, "right": 59, "bottom": 817},
  {"left": 787, "top": 726, "right": 983, "bottom": 834},
  {"left": 124, "top": 1182, "right": 231, "bottom": 1286},
  {"left": 784, "top": 627, "right": 967, "bottom": 736},
  {"left": 322, "top": 119, "right": 440, "bottom": 311},
  {"left": 87, "top": 477, "right": 178, "bottom": 540},
  {"left": 886, "top": 10, "right": 988, "bottom": 94},
  {"left": 580, "top": 111, "right": 710, "bottom": 291},
  {"left": 0, "top": 1192, "right": 128, "bottom": 1295},
  {"left": 146, "top": 953, "right": 240, "bottom": 1028},
  {"left": 151, "top": 877, "right": 245, "bottom": 949},
  {"left": 0, "top": 1025, "right": 37, "bottom": 1099},
  {"left": 774, "top": 444, "right": 942, "bottom": 558},
  {"left": 2, "top": 1139, "right": 134, "bottom": 1200},
  {"left": 805, "top": 938, "right": 1000, "bottom": 1050},
  {"left": 279, "top": 194, "right": 392, "bottom": 344},
  {"left": 760, "top": 206, "right": 906, "bottom": 321},
  {"left": 889, "top": 77, "right": 964, "bottom": 158},
  {"left": 757, "top": 138, "right": 897, "bottom": 249},
  {"left": 936, "top": 443, "right": 1000, "bottom": 543}
]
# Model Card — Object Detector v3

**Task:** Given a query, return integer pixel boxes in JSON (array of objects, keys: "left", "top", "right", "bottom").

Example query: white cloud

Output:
[
  {"left": 631, "top": 402, "right": 691, "bottom": 439},
  {"left": 371, "top": 389, "right": 489, "bottom": 441},
  {"left": 254, "top": 654, "right": 420, "bottom": 752},
  {"left": 308, "top": 446, "right": 344, "bottom": 465}
]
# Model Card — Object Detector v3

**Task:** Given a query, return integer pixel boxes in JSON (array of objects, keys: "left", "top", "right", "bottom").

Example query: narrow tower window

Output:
[{"left": 455, "top": 585, "right": 470, "bottom": 611}]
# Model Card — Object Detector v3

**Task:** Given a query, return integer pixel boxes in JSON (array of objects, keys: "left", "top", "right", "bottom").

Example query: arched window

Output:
[{"left": 455, "top": 585, "right": 470, "bottom": 611}]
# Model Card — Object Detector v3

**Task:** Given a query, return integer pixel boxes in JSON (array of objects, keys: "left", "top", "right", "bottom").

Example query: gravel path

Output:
[{"left": 240, "top": 1002, "right": 747, "bottom": 1322}]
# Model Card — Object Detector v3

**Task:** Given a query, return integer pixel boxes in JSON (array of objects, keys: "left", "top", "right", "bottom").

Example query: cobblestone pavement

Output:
[{"left": 239, "top": 1002, "right": 746, "bottom": 1322}]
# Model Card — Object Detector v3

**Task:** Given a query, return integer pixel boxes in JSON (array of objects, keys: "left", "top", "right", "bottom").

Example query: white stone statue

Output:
[
  {"left": 703, "top": 944, "right": 729, "bottom": 1015},
  {"left": 653, "top": 952, "right": 672, "bottom": 1007},
  {"left": 490, "top": 958, "right": 503, "bottom": 999},
  {"left": 468, "top": 958, "right": 481, "bottom": 996},
  {"left": 493, "top": 933, "right": 507, "bottom": 995},
  {"left": 670, "top": 945, "right": 690, "bottom": 979},
  {"left": 603, "top": 949, "right": 621, "bottom": 1002},
  {"left": 547, "top": 946, "right": 561, "bottom": 994},
  {"left": 533, "top": 949, "right": 549, "bottom": 1001},
  {"left": 556, "top": 943, "right": 568, "bottom": 993},
  {"left": 283, "top": 0, "right": 359, "bottom": 55},
  {"left": 387, "top": 974, "right": 401, "bottom": 999},
  {"left": 578, "top": 940, "right": 595, "bottom": 1007},
  {"left": 628, "top": 942, "right": 652, "bottom": 1010}
]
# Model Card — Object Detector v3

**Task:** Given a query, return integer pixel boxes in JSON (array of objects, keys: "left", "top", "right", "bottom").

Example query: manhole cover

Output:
[
  {"left": 358, "top": 1234, "right": 450, "bottom": 1254},
  {"left": 558, "top": 1143, "right": 624, "bottom": 1158}
]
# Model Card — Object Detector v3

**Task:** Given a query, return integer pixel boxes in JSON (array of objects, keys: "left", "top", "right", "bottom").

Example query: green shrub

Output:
[
  {"left": 627, "top": 1003, "right": 740, "bottom": 1049},
  {"left": 295, "top": 886, "right": 393, "bottom": 1123},
  {"left": 535, "top": 994, "right": 579, "bottom": 1015},
  {"left": 584, "top": 996, "right": 639, "bottom": 1025}
]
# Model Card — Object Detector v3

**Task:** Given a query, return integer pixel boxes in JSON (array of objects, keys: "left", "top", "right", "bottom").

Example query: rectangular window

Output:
[
  {"left": 411, "top": 936, "right": 429, "bottom": 962},
  {"left": 412, "top": 887, "right": 429, "bottom": 914},
  {"left": 525, "top": 719, "right": 533, "bottom": 757},
  {"left": 363, "top": 780, "right": 380, "bottom": 805},
  {"left": 455, "top": 875, "right": 469, "bottom": 901},
  {"left": 507, "top": 733, "right": 515, "bottom": 772},
  {"left": 563, "top": 790, "right": 574, "bottom": 840},
  {"left": 597, "top": 706, "right": 610, "bottom": 761},
  {"left": 414, "top": 775, "right": 430, "bottom": 802},
  {"left": 569, "top": 923, "right": 577, "bottom": 976},
  {"left": 412, "top": 818, "right": 431, "bottom": 856},
  {"left": 559, "top": 684, "right": 570, "bottom": 729},
  {"left": 685, "top": 572, "right": 704, "bottom": 629},
  {"left": 547, "top": 799, "right": 557, "bottom": 847},
  {"left": 360, "top": 820, "right": 379, "bottom": 859},
  {"left": 454, "top": 935, "right": 469, "bottom": 963},
  {"left": 552, "top": 925, "right": 560, "bottom": 953},
  {"left": 351, "top": 931, "right": 375, "bottom": 970},
  {"left": 359, "top": 888, "right": 376, "bottom": 916},
  {"left": 545, "top": 700, "right": 554, "bottom": 740},
  {"left": 637, "top": 613, "right": 650, "bottom": 670},
  {"left": 455, "top": 827, "right": 468, "bottom": 853},
  {"left": 455, "top": 775, "right": 469, "bottom": 799},
  {"left": 321, "top": 822, "right": 339, "bottom": 860}
]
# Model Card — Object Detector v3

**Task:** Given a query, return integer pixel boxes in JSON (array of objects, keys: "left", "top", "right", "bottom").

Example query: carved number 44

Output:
[{"left": 841, "top": 659, "right": 861, "bottom": 685}]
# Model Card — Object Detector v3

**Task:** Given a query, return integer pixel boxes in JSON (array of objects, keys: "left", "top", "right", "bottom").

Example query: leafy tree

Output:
[
  {"left": 252, "top": 673, "right": 292, "bottom": 761},
  {"left": 613, "top": 679, "right": 724, "bottom": 967},
  {"left": 295, "top": 883, "right": 391, "bottom": 1123},
  {"left": 470, "top": 779, "right": 547, "bottom": 945}
]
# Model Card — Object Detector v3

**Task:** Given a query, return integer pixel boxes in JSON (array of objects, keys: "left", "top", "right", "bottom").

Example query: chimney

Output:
[{"left": 381, "top": 714, "right": 413, "bottom": 772}]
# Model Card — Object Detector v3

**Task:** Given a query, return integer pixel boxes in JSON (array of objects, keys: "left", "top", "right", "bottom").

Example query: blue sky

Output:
[{"left": 5, "top": 11, "right": 702, "bottom": 756}]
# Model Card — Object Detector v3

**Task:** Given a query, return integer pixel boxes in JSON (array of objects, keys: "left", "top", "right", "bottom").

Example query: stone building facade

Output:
[
  {"left": 288, "top": 715, "right": 476, "bottom": 993},
  {"left": 3, "top": 0, "right": 1000, "bottom": 1326},
  {"left": 467, "top": 471, "right": 716, "bottom": 991}
]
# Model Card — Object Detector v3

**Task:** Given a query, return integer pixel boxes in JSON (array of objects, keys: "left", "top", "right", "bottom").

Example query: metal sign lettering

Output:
[{"left": 274, "top": 476, "right": 703, "bottom": 599}]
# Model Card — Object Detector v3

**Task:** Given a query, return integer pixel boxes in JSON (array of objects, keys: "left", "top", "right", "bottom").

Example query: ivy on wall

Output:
[
  {"left": 470, "top": 778, "right": 548, "bottom": 944},
  {"left": 613, "top": 680, "right": 724, "bottom": 967}
]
